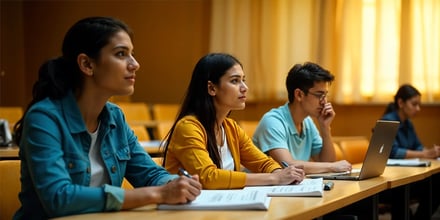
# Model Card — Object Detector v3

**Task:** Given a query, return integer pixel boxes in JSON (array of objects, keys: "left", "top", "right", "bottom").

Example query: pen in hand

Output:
[
  {"left": 179, "top": 167, "right": 192, "bottom": 178},
  {"left": 281, "top": 161, "right": 304, "bottom": 185}
]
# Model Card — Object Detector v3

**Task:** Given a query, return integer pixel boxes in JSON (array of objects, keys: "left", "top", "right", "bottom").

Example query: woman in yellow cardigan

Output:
[{"left": 163, "top": 53, "right": 304, "bottom": 189}]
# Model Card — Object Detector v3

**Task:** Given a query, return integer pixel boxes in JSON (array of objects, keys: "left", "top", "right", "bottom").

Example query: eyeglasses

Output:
[{"left": 306, "top": 91, "right": 328, "bottom": 101}]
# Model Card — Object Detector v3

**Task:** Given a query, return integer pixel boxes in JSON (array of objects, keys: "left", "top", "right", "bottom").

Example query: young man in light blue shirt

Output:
[{"left": 253, "top": 62, "right": 351, "bottom": 174}]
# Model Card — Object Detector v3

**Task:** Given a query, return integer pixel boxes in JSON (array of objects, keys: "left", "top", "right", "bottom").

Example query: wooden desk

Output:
[
  {"left": 140, "top": 140, "right": 163, "bottom": 157},
  {"left": 53, "top": 178, "right": 388, "bottom": 220},
  {"left": 52, "top": 162, "right": 440, "bottom": 220},
  {"left": 381, "top": 160, "right": 440, "bottom": 220},
  {"left": 0, "top": 141, "right": 163, "bottom": 160},
  {"left": 383, "top": 163, "right": 436, "bottom": 188},
  {"left": 0, "top": 145, "right": 19, "bottom": 160}
]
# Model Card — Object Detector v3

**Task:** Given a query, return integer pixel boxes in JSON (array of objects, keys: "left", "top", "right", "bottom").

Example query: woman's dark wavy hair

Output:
[
  {"left": 13, "top": 16, "right": 133, "bottom": 144},
  {"left": 285, "top": 62, "right": 334, "bottom": 103},
  {"left": 383, "top": 84, "right": 421, "bottom": 115},
  {"left": 162, "top": 53, "right": 242, "bottom": 168}
]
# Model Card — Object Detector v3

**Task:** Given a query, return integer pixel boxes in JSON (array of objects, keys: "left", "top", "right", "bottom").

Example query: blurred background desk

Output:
[
  {"left": 140, "top": 140, "right": 163, "bottom": 157},
  {"left": 0, "top": 145, "right": 19, "bottom": 160},
  {"left": 0, "top": 141, "right": 163, "bottom": 160}
]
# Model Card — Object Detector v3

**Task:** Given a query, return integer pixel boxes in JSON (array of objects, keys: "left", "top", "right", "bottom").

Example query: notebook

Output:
[
  {"left": 157, "top": 189, "right": 271, "bottom": 210},
  {"left": 386, "top": 158, "right": 431, "bottom": 167},
  {"left": 306, "top": 120, "right": 400, "bottom": 180},
  {"left": 243, "top": 178, "right": 324, "bottom": 197}
]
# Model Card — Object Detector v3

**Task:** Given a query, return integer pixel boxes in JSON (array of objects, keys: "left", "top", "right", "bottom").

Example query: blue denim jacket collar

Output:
[{"left": 61, "top": 91, "right": 117, "bottom": 134}]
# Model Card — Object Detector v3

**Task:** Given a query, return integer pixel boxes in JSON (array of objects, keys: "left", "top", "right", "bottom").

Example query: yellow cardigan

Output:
[{"left": 164, "top": 115, "right": 281, "bottom": 189}]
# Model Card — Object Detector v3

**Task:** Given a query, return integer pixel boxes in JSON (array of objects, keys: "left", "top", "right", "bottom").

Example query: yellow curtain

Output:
[
  {"left": 210, "top": 0, "right": 440, "bottom": 103},
  {"left": 210, "top": 0, "right": 320, "bottom": 101}
]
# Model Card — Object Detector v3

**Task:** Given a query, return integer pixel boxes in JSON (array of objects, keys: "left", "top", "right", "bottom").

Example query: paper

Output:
[
  {"left": 243, "top": 178, "right": 324, "bottom": 197},
  {"left": 157, "top": 189, "right": 271, "bottom": 210},
  {"left": 139, "top": 140, "right": 162, "bottom": 147},
  {"left": 387, "top": 158, "right": 431, "bottom": 167}
]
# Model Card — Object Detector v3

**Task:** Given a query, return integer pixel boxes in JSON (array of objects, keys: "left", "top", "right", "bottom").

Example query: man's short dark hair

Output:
[{"left": 286, "top": 62, "right": 334, "bottom": 103}]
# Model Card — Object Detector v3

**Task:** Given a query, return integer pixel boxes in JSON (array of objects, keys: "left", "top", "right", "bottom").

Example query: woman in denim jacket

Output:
[{"left": 12, "top": 17, "right": 201, "bottom": 219}]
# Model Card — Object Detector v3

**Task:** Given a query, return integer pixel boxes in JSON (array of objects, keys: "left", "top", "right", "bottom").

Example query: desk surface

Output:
[
  {"left": 0, "top": 145, "right": 19, "bottom": 159},
  {"left": 54, "top": 178, "right": 388, "bottom": 220},
  {"left": 383, "top": 159, "right": 440, "bottom": 188},
  {"left": 53, "top": 160, "right": 440, "bottom": 220}
]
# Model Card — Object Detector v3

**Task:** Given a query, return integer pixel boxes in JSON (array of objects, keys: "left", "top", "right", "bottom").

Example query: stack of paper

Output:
[
  {"left": 157, "top": 189, "right": 271, "bottom": 210},
  {"left": 157, "top": 178, "right": 324, "bottom": 210},
  {"left": 386, "top": 158, "right": 431, "bottom": 167},
  {"left": 243, "top": 178, "right": 324, "bottom": 197}
]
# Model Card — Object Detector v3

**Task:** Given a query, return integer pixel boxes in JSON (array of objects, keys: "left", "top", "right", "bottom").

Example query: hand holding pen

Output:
[
  {"left": 158, "top": 168, "right": 201, "bottom": 204},
  {"left": 279, "top": 161, "right": 305, "bottom": 185},
  {"left": 179, "top": 167, "right": 193, "bottom": 178}
]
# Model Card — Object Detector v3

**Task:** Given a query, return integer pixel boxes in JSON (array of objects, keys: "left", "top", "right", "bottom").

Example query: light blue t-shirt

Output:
[{"left": 252, "top": 103, "right": 323, "bottom": 161}]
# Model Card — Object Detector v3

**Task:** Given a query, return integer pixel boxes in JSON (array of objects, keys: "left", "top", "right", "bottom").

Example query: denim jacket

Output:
[{"left": 14, "top": 92, "right": 177, "bottom": 219}]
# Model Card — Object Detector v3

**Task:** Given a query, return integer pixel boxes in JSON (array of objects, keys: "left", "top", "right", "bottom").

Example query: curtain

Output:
[{"left": 210, "top": 0, "right": 440, "bottom": 103}]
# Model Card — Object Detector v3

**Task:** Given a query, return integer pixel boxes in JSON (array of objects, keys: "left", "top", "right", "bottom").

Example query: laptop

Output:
[{"left": 306, "top": 120, "right": 400, "bottom": 180}]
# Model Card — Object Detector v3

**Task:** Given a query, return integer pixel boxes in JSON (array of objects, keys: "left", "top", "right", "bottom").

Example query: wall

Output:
[
  {"left": 1, "top": 0, "right": 210, "bottom": 106},
  {"left": 1, "top": 0, "right": 439, "bottom": 147},
  {"left": 0, "top": 0, "right": 26, "bottom": 106}
]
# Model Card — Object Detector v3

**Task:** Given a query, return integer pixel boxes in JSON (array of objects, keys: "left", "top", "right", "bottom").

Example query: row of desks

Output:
[
  {"left": 51, "top": 160, "right": 439, "bottom": 220},
  {"left": 0, "top": 141, "right": 163, "bottom": 160},
  {"left": 3, "top": 144, "right": 438, "bottom": 219}
]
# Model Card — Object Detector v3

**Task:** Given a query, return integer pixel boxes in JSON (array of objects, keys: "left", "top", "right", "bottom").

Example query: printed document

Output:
[
  {"left": 243, "top": 178, "right": 324, "bottom": 197},
  {"left": 387, "top": 158, "right": 431, "bottom": 167},
  {"left": 157, "top": 189, "right": 271, "bottom": 210}
]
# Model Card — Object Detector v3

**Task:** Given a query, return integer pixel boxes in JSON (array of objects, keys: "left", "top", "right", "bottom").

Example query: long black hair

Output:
[
  {"left": 13, "top": 16, "right": 133, "bottom": 144},
  {"left": 162, "top": 53, "right": 242, "bottom": 168},
  {"left": 383, "top": 84, "right": 421, "bottom": 115}
]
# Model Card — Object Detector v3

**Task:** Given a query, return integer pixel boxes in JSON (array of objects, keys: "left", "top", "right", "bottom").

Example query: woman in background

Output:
[
  {"left": 380, "top": 84, "right": 439, "bottom": 219},
  {"left": 162, "top": 53, "right": 304, "bottom": 189},
  {"left": 381, "top": 84, "right": 439, "bottom": 159},
  {"left": 13, "top": 16, "right": 201, "bottom": 219}
]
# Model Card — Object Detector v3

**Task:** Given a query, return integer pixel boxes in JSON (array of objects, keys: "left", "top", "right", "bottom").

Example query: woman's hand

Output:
[
  {"left": 273, "top": 165, "right": 305, "bottom": 185},
  {"left": 158, "top": 175, "right": 202, "bottom": 204},
  {"left": 423, "top": 145, "right": 440, "bottom": 159}
]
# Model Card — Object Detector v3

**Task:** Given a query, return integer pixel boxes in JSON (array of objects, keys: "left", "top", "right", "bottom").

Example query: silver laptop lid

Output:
[{"left": 357, "top": 120, "right": 400, "bottom": 180}]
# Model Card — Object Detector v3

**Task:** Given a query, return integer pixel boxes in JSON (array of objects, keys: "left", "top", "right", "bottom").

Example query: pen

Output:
[
  {"left": 179, "top": 167, "right": 192, "bottom": 178},
  {"left": 281, "top": 161, "right": 289, "bottom": 168}
]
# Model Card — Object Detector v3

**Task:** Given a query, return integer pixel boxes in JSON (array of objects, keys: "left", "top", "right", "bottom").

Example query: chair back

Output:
[
  {"left": 238, "top": 120, "right": 259, "bottom": 138},
  {"left": 0, "top": 106, "right": 24, "bottom": 131},
  {"left": 0, "top": 160, "right": 21, "bottom": 220},
  {"left": 130, "top": 125, "right": 150, "bottom": 141},
  {"left": 115, "top": 102, "right": 152, "bottom": 125},
  {"left": 155, "top": 121, "right": 174, "bottom": 140},
  {"left": 122, "top": 178, "right": 133, "bottom": 189},
  {"left": 151, "top": 104, "right": 179, "bottom": 122},
  {"left": 333, "top": 142, "right": 345, "bottom": 161},
  {"left": 339, "top": 139, "right": 370, "bottom": 164}
]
